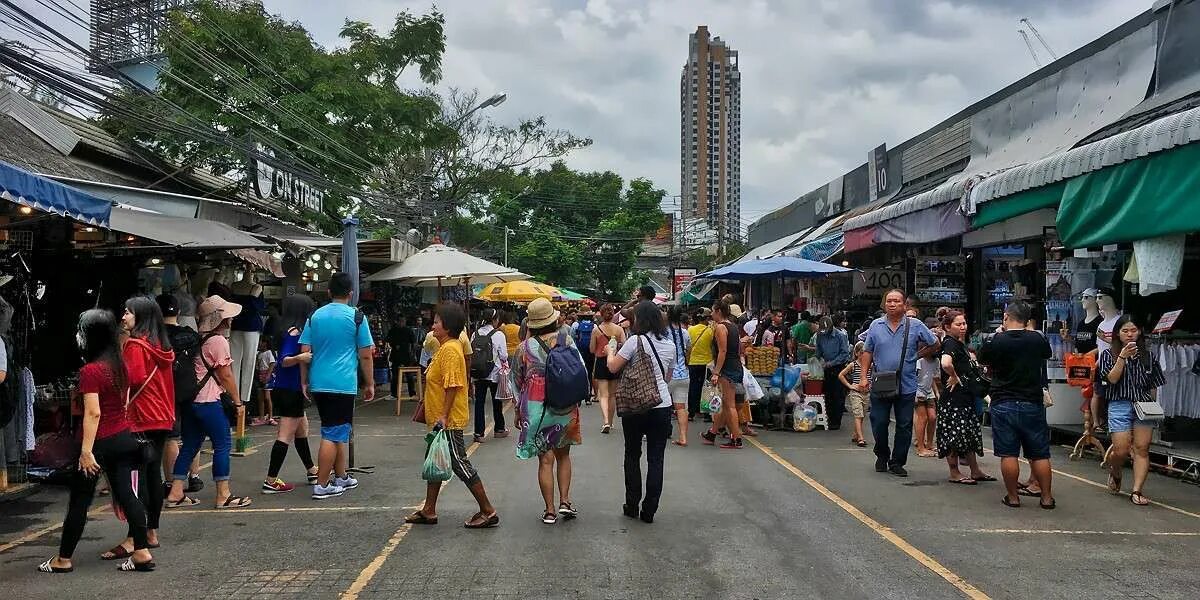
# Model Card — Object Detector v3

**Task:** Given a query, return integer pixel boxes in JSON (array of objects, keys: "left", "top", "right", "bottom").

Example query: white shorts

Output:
[{"left": 668, "top": 379, "right": 690, "bottom": 406}]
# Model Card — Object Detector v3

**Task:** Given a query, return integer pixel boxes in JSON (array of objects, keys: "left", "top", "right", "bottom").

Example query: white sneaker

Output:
[
  {"left": 334, "top": 475, "right": 359, "bottom": 490},
  {"left": 312, "top": 483, "right": 345, "bottom": 500}
]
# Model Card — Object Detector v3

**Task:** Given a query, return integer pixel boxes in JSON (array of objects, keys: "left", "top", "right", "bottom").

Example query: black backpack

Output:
[
  {"left": 166, "top": 325, "right": 208, "bottom": 406},
  {"left": 470, "top": 327, "right": 496, "bottom": 380}
]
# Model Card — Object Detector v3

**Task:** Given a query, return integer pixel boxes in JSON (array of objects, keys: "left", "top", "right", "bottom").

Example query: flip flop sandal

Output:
[
  {"left": 671, "top": 440, "right": 687, "bottom": 447},
  {"left": 117, "top": 559, "right": 155, "bottom": 572},
  {"left": 464, "top": 512, "right": 500, "bottom": 529},
  {"left": 404, "top": 511, "right": 438, "bottom": 525},
  {"left": 100, "top": 545, "right": 132, "bottom": 560},
  {"left": 1107, "top": 474, "right": 1123, "bottom": 494},
  {"left": 1001, "top": 496, "right": 1021, "bottom": 508},
  {"left": 972, "top": 474, "right": 997, "bottom": 482},
  {"left": 857, "top": 440, "right": 868, "bottom": 447},
  {"left": 1017, "top": 487, "right": 1042, "bottom": 498},
  {"left": 949, "top": 477, "right": 977, "bottom": 485},
  {"left": 1130, "top": 491, "right": 1151, "bottom": 506},
  {"left": 216, "top": 496, "right": 252, "bottom": 509},
  {"left": 37, "top": 559, "right": 72, "bottom": 574},
  {"left": 163, "top": 496, "right": 199, "bottom": 509},
  {"left": 1040, "top": 498, "right": 1057, "bottom": 510}
]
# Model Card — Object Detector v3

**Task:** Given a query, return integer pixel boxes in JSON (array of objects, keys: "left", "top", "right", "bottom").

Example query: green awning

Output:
[
  {"left": 972, "top": 180, "right": 1066, "bottom": 229},
  {"left": 1057, "top": 142, "right": 1200, "bottom": 248},
  {"left": 557, "top": 288, "right": 588, "bottom": 301}
]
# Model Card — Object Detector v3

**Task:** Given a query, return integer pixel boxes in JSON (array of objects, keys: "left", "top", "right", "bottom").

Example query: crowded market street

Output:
[{"left": 2, "top": 393, "right": 1197, "bottom": 600}]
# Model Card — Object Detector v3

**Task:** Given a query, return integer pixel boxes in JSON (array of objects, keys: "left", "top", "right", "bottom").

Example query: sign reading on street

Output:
[
  {"left": 1153, "top": 309, "right": 1183, "bottom": 334},
  {"left": 672, "top": 267, "right": 698, "bottom": 298},
  {"left": 252, "top": 144, "right": 325, "bottom": 214},
  {"left": 853, "top": 268, "right": 906, "bottom": 298}
]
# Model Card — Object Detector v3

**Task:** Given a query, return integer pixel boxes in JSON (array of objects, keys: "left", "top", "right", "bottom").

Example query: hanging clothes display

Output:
[
  {"left": 1124, "top": 234, "right": 1185, "bottom": 296},
  {"left": 21, "top": 367, "right": 34, "bottom": 451},
  {"left": 1156, "top": 342, "right": 1200, "bottom": 418}
]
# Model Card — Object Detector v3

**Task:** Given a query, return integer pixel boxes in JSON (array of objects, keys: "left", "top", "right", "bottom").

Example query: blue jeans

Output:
[
  {"left": 990, "top": 401, "right": 1051, "bottom": 460},
  {"left": 173, "top": 401, "right": 232, "bottom": 481},
  {"left": 870, "top": 392, "right": 915, "bottom": 468}
]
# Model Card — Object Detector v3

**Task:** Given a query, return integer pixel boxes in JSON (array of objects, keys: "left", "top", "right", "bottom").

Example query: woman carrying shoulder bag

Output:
[
  {"left": 607, "top": 301, "right": 675, "bottom": 524},
  {"left": 1099, "top": 315, "right": 1165, "bottom": 506},
  {"left": 590, "top": 304, "right": 626, "bottom": 434}
]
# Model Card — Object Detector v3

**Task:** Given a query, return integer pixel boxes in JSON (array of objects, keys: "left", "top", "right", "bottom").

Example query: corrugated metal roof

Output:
[{"left": 965, "top": 104, "right": 1200, "bottom": 212}]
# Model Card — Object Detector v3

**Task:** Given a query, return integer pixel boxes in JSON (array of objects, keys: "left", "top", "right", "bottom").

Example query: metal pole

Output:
[{"left": 504, "top": 227, "right": 510, "bottom": 267}]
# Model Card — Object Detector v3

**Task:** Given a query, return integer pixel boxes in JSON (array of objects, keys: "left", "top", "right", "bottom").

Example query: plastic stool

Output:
[
  {"left": 806, "top": 395, "right": 829, "bottom": 430},
  {"left": 394, "top": 367, "right": 423, "bottom": 415}
]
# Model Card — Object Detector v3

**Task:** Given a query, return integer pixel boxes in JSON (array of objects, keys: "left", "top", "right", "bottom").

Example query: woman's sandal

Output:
[
  {"left": 541, "top": 511, "right": 557, "bottom": 525},
  {"left": 1016, "top": 484, "right": 1041, "bottom": 498},
  {"left": 163, "top": 496, "right": 199, "bottom": 509},
  {"left": 36, "top": 559, "right": 72, "bottom": 574},
  {"left": 404, "top": 510, "right": 438, "bottom": 525},
  {"left": 464, "top": 511, "right": 500, "bottom": 529},
  {"left": 972, "top": 474, "right": 997, "bottom": 482},
  {"left": 1108, "top": 473, "right": 1123, "bottom": 494},
  {"left": 949, "top": 477, "right": 977, "bottom": 485},
  {"left": 117, "top": 559, "right": 155, "bottom": 572},
  {"left": 100, "top": 545, "right": 131, "bottom": 561},
  {"left": 216, "top": 496, "right": 252, "bottom": 509},
  {"left": 1130, "top": 490, "right": 1151, "bottom": 506},
  {"left": 671, "top": 440, "right": 687, "bottom": 447},
  {"left": 1040, "top": 498, "right": 1057, "bottom": 510},
  {"left": 1001, "top": 496, "right": 1021, "bottom": 508}
]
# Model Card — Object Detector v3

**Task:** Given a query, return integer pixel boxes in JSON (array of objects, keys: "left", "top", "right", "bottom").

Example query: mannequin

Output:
[
  {"left": 1093, "top": 287, "right": 1122, "bottom": 431},
  {"left": 208, "top": 269, "right": 232, "bottom": 300},
  {"left": 174, "top": 270, "right": 198, "bottom": 331},
  {"left": 1060, "top": 288, "right": 1103, "bottom": 354},
  {"left": 228, "top": 277, "right": 266, "bottom": 417}
]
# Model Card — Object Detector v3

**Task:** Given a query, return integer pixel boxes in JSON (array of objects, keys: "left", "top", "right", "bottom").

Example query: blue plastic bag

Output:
[{"left": 422, "top": 430, "right": 454, "bottom": 482}]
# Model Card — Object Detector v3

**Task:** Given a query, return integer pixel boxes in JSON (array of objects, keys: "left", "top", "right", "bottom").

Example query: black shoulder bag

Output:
[{"left": 870, "top": 317, "right": 910, "bottom": 398}]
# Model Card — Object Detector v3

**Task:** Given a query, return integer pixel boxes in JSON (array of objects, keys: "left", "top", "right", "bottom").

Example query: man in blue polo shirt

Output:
[
  {"left": 300, "top": 273, "right": 375, "bottom": 500},
  {"left": 856, "top": 289, "right": 939, "bottom": 477}
]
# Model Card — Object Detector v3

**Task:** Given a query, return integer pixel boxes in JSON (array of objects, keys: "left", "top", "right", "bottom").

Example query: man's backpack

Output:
[
  {"left": 167, "top": 326, "right": 209, "bottom": 406},
  {"left": 615, "top": 334, "right": 668, "bottom": 417},
  {"left": 470, "top": 327, "right": 496, "bottom": 380},
  {"left": 536, "top": 331, "right": 590, "bottom": 414},
  {"left": 575, "top": 319, "right": 595, "bottom": 349}
]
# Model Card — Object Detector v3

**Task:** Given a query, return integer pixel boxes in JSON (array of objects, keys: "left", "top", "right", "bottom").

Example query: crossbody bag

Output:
[{"left": 871, "top": 317, "right": 910, "bottom": 397}]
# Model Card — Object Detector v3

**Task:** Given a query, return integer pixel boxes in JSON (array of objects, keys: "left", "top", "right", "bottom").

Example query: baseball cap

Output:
[{"left": 1081, "top": 288, "right": 1100, "bottom": 298}]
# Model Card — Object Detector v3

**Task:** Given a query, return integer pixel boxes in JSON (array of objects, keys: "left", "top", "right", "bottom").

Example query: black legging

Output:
[
  {"left": 687, "top": 365, "right": 708, "bottom": 417},
  {"left": 823, "top": 364, "right": 848, "bottom": 430},
  {"left": 473, "top": 380, "right": 503, "bottom": 437},
  {"left": 61, "top": 431, "right": 148, "bottom": 559},
  {"left": 130, "top": 430, "right": 168, "bottom": 533}
]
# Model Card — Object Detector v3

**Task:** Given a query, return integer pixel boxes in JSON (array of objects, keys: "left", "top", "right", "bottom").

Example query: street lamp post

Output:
[{"left": 504, "top": 226, "right": 512, "bottom": 267}]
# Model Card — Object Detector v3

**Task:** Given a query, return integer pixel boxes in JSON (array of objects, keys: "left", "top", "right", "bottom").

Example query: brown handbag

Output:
[
  {"left": 411, "top": 401, "right": 426, "bottom": 424},
  {"left": 615, "top": 335, "right": 667, "bottom": 417}
]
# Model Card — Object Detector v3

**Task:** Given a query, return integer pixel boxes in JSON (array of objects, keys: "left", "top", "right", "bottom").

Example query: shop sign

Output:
[
  {"left": 252, "top": 145, "right": 325, "bottom": 213},
  {"left": 1153, "top": 309, "right": 1182, "bottom": 334},
  {"left": 854, "top": 268, "right": 906, "bottom": 297},
  {"left": 672, "top": 267, "right": 697, "bottom": 298},
  {"left": 868, "top": 143, "right": 888, "bottom": 199}
]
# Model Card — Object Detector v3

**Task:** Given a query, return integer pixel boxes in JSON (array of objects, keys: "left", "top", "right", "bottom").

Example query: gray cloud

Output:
[{"left": 261, "top": 0, "right": 1148, "bottom": 228}]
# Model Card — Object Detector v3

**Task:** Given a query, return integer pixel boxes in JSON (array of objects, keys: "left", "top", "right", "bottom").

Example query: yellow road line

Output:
[
  {"left": 748, "top": 437, "right": 991, "bottom": 600},
  {"left": 982, "top": 446, "right": 1200, "bottom": 520},
  {"left": 0, "top": 439, "right": 270, "bottom": 555},
  {"left": 339, "top": 404, "right": 510, "bottom": 600},
  {"left": 962, "top": 528, "right": 1200, "bottom": 536}
]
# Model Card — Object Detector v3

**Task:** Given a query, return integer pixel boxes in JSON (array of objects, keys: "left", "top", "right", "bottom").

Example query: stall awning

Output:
[
  {"left": 735, "top": 228, "right": 812, "bottom": 263},
  {"left": 1056, "top": 141, "right": 1200, "bottom": 248},
  {"left": 110, "top": 207, "right": 272, "bottom": 249},
  {"left": 1, "top": 160, "right": 111, "bottom": 227},
  {"left": 966, "top": 103, "right": 1200, "bottom": 221}
]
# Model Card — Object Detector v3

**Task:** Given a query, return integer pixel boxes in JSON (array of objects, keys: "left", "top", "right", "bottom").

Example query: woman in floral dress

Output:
[{"left": 514, "top": 298, "right": 583, "bottom": 525}]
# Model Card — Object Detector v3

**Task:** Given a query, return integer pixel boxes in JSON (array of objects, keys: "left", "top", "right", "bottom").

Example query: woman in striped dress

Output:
[{"left": 1099, "top": 315, "right": 1165, "bottom": 506}]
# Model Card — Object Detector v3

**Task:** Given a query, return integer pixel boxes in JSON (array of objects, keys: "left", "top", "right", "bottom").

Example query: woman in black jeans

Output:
[
  {"left": 39, "top": 309, "right": 155, "bottom": 574},
  {"left": 607, "top": 301, "right": 676, "bottom": 524}
]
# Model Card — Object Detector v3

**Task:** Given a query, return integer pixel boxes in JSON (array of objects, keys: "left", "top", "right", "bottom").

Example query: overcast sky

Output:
[{"left": 11, "top": 0, "right": 1151, "bottom": 230}]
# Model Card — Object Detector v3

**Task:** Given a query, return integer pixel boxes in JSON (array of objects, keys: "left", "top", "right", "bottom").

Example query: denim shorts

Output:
[
  {"left": 1107, "top": 400, "right": 1156, "bottom": 433},
  {"left": 990, "top": 401, "right": 1050, "bottom": 460}
]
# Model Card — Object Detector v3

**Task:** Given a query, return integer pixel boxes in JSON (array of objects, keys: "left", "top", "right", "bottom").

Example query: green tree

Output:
[{"left": 101, "top": 1, "right": 447, "bottom": 229}]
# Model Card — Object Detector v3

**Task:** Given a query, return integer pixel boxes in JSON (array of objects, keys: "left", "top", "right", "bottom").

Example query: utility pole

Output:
[{"left": 503, "top": 226, "right": 511, "bottom": 267}]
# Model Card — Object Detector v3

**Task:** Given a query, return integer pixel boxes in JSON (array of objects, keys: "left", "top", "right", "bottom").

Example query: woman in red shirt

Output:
[
  {"left": 39, "top": 309, "right": 155, "bottom": 574},
  {"left": 99, "top": 296, "right": 176, "bottom": 561}
]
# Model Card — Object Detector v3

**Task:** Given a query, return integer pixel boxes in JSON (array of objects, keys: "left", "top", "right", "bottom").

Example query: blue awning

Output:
[
  {"left": 1, "top": 160, "right": 111, "bottom": 227},
  {"left": 698, "top": 255, "right": 855, "bottom": 280}
]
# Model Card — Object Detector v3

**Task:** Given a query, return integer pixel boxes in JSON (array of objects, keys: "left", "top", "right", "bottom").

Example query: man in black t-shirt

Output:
[
  {"left": 386, "top": 316, "right": 417, "bottom": 399},
  {"left": 978, "top": 301, "right": 1055, "bottom": 509}
]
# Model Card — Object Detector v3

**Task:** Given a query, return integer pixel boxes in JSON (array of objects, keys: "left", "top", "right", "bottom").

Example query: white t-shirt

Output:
[
  {"left": 256, "top": 349, "right": 275, "bottom": 372},
  {"left": 617, "top": 334, "right": 676, "bottom": 409},
  {"left": 470, "top": 325, "right": 509, "bottom": 383},
  {"left": 743, "top": 319, "right": 759, "bottom": 337},
  {"left": 1096, "top": 313, "right": 1122, "bottom": 357}
]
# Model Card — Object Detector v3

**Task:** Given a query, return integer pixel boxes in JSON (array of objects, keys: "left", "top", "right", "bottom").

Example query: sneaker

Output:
[
  {"left": 875, "top": 458, "right": 888, "bottom": 473},
  {"left": 261, "top": 478, "right": 295, "bottom": 494},
  {"left": 719, "top": 438, "right": 743, "bottom": 449},
  {"left": 312, "top": 483, "right": 345, "bottom": 500},
  {"left": 186, "top": 475, "right": 204, "bottom": 493},
  {"left": 333, "top": 475, "right": 359, "bottom": 490},
  {"left": 889, "top": 465, "right": 909, "bottom": 477},
  {"left": 701, "top": 430, "right": 717, "bottom": 445}
]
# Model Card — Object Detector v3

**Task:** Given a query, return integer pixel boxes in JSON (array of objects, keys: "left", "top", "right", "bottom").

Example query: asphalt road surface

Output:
[{"left": 2, "top": 397, "right": 1198, "bottom": 599}]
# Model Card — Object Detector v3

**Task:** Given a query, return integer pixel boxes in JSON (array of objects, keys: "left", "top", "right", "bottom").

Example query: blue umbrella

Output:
[
  {"left": 697, "top": 255, "right": 854, "bottom": 280},
  {"left": 340, "top": 217, "right": 360, "bottom": 306}
]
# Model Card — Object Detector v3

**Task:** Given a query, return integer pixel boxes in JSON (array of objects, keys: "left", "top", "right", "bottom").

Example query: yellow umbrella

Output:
[{"left": 476, "top": 280, "right": 563, "bottom": 303}]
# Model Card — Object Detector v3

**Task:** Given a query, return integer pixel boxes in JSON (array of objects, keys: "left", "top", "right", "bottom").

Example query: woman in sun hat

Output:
[
  {"left": 515, "top": 298, "right": 584, "bottom": 524},
  {"left": 164, "top": 295, "right": 252, "bottom": 510}
]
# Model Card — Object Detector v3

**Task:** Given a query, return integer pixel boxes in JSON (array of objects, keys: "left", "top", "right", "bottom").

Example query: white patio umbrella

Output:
[{"left": 365, "top": 243, "right": 529, "bottom": 285}]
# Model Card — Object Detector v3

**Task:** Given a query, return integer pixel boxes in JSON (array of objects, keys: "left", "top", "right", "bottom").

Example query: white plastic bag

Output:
[
  {"left": 793, "top": 404, "right": 816, "bottom": 432},
  {"left": 422, "top": 430, "right": 454, "bottom": 482},
  {"left": 742, "top": 370, "right": 765, "bottom": 402}
]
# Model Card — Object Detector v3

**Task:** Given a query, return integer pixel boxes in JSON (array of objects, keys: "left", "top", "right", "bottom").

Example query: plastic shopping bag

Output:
[
  {"left": 742, "top": 370, "right": 765, "bottom": 402},
  {"left": 793, "top": 404, "right": 816, "bottom": 432},
  {"left": 422, "top": 430, "right": 454, "bottom": 482}
]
